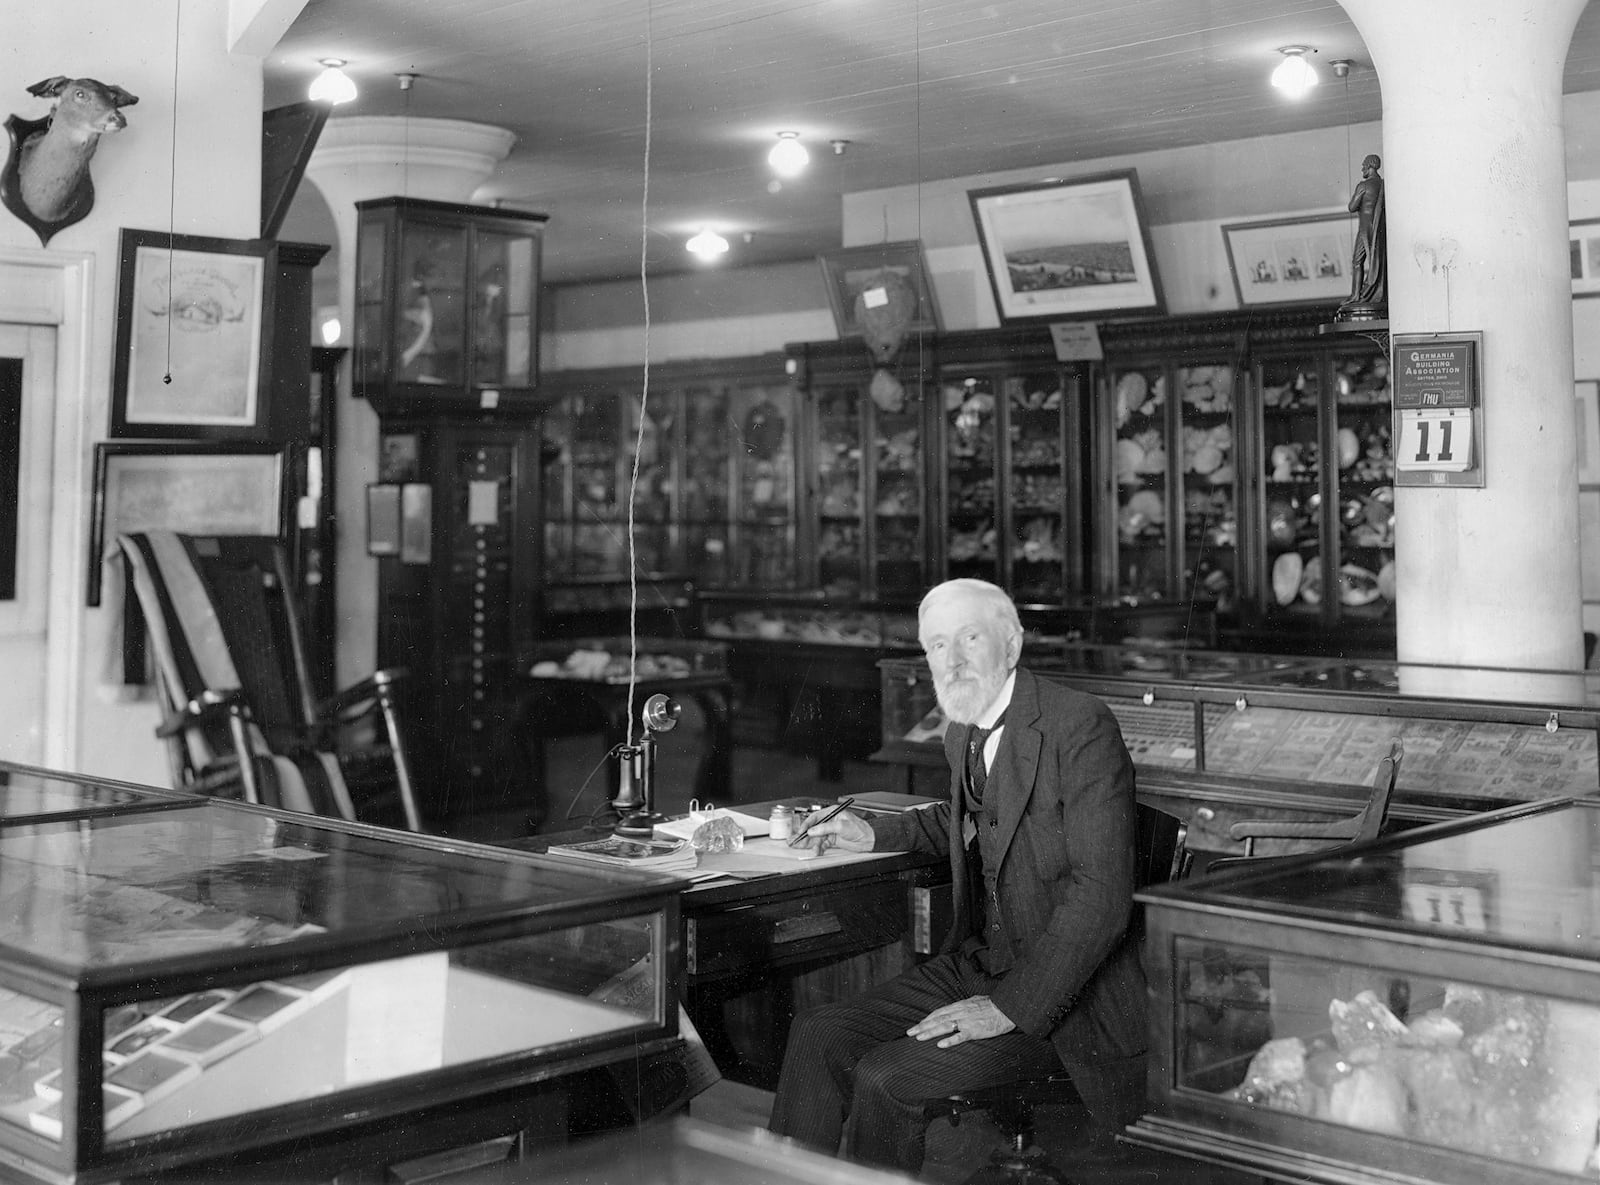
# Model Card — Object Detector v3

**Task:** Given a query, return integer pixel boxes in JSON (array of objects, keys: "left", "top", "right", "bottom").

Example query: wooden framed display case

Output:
[
  {"left": 1099, "top": 323, "right": 1246, "bottom": 610},
  {"left": 1130, "top": 797, "right": 1600, "bottom": 1184},
  {"left": 352, "top": 197, "right": 548, "bottom": 416},
  {"left": 1244, "top": 330, "right": 1395, "bottom": 650},
  {"left": 538, "top": 357, "right": 798, "bottom": 598},
  {"left": 875, "top": 648, "right": 1600, "bottom": 849},
  {"left": 0, "top": 768, "right": 680, "bottom": 1184},
  {"left": 934, "top": 344, "right": 1091, "bottom": 601},
  {"left": 788, "top": 342, "right": 933, "bottom": 601}
]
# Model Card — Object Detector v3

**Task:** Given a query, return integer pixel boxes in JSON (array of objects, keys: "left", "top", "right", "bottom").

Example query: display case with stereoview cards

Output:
[{"left": 0, "top": 762, "right": 679, "bottom": 1183}]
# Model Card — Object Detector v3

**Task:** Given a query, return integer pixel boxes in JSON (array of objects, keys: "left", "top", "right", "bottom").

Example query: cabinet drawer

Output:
[{"left": 685, "top": 879, "right": 908, "bottom": 978}]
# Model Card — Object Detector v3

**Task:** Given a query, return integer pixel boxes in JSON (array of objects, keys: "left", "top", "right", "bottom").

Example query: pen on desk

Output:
[{"left": 788, "top": 797, "right": 855, "bottom": 847}]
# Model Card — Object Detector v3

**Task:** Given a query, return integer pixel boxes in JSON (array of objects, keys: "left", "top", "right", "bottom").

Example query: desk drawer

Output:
[{"left": 685, "top": 879, "right": 908, "bottom": 978}]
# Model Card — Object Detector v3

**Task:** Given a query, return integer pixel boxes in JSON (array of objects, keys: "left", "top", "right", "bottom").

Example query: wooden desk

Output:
[{"left": 507, "top": 803, "right": 948, "bottom": 1089}]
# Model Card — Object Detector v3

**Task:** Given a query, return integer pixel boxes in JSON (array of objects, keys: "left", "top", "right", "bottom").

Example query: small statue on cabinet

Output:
[{"left": 1338, "top": 154, "right": 1387, "bottom": 322}]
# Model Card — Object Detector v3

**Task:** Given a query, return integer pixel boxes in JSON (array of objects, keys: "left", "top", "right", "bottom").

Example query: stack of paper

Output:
[{"left": 544, "top": 835, "right": 698, "bottom": 872}]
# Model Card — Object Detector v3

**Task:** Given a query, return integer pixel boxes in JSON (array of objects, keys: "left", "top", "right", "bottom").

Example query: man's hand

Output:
[
  {"left": 789, "top": 807, "right": 874, "bottom": 854},
  {"left": 908, "top": 995, "right": 1015, "bottom": 1048}
]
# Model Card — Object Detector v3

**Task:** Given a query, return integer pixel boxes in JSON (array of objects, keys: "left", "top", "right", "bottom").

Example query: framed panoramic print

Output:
[
  {"left": 109, "top": 230, "right": 277, "bottom": 438},
  {"left": 817, "top": 240, "right": 942, "bottom": 337},
  {"left": 968, "top": 170, "right": 1164, "bottom": 323},
  {"left": 87, "top": 442, "right": 289, "bottom": 606},
  {"left": 1573, "top": 218, "right": 1600, "bottom": 297},
  {"left": 1222, "top": 211, "right": 1354, "bottom": 307}
]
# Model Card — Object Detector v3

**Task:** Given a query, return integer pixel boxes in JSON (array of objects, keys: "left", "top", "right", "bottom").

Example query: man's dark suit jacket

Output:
[{"left": 868, "top": 666, "right": 1145, "bottom": 1124}]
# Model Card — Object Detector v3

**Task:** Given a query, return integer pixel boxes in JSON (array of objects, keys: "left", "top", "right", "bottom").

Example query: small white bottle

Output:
[{"left": 768, "top": 804, "right": 794, "bottom": 841}]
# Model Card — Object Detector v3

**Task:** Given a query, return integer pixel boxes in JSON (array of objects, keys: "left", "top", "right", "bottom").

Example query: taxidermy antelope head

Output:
[{"left": 1, "top": 76, "right": 139, "bottom": 245}]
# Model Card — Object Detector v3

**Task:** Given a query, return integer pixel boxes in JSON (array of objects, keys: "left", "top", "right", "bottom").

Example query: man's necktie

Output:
[{"left": 965, "top": 713, "right": 1005, "bottom": 802}]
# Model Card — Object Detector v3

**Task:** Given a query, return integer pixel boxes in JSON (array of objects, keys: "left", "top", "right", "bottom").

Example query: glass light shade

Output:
[
  {"left": 1270, "top": 52, "right": 1317, "bottom": 98},
  {"left": 320, "top": 317, "right": 342, "bottom": 346},
  {"left": 767, "top": 133, "right": 809, "bottom": 178},
  {"left": 309, "top": 60, "right": 358, "bottom": 105},
  {"left": 686, "top": 228, "right": 730, "bottom": 259}
]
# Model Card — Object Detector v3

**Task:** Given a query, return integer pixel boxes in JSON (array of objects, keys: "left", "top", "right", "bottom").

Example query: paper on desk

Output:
[
  {"left": 695, "top": 837, "right": 892, "bottom": 877},
  {"left": 655, "top": 807, "right": 771, "bottom": 841}
]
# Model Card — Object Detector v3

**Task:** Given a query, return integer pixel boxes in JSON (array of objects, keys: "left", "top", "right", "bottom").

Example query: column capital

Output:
[{"left": 305, "top": 115, "right": 516, "bottom": 216}]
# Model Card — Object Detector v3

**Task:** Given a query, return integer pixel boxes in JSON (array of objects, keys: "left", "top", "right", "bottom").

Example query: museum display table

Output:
[
  {"left": 0, "top": 760, "right": 683, "bottom": 1184},
  {"left": 1129, "top": 796, "right": 1600, "bottom": 1184}
]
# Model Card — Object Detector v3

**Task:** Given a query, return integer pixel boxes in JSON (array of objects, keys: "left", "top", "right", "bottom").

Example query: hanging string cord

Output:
[
  {"left": 625, "top": 2, "right": 655, "bottom": 746},
  {"left": 164, "top": 0, "right": 182, "bottom": 382},
  {"left": 914, "top": 0, "right": 925, "bottom": 379}
]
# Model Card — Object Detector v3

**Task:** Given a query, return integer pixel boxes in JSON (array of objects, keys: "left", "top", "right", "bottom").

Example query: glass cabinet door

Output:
[
  {"left": 1258, "top": 354, "right": 1325, "bottom": 623},
  {"left": 732, "top": 384, "right": 799, "bottom": 587},
  {"left": 942, "top": 375, "right": 1000, "bottom": 585},
  {"left": 1108, "top": 363, "right": 1174, "bottom": 599},
  {"left": 813, "top": 383, "right": 864, "bottom": 596},
  {"left": 1003, "top": 369, "right": 1081, "bottom": 602},
  {"left": 1331, "top": 349, "right": 1395, "bottom": 624},
  {"left": 870, "top": 380, "right": 926, "bottom": 600},
  {"left": 1178, "top": 364, "right": 1240, "bottom": 614}
]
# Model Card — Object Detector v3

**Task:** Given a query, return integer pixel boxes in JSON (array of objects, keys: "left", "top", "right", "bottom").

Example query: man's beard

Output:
[{"left": 934, "top": 668, "right": 1006, "bottom": 726}]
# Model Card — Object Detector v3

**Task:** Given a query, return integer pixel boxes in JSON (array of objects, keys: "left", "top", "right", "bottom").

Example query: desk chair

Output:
[
  {"left": 923, "top": 802, "right": 1192, "bottom": 1185},
  {"left": 117, "top": 531, "right": 422, "bottom": 831},
  {"left": 1206, "top": 736, "right": 1404, "bottom": 873}
]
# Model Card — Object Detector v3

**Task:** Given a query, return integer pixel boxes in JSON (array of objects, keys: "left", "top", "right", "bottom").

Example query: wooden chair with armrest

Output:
[
  {"left": 117, "top": 530, "right": 423, "bottom": 831},
  {"left": 922, "top": 801, "right": 1192, "bottom": 1185},
  {"left": 1204, "top": 736, "right": 1404, "bottom": 873}
]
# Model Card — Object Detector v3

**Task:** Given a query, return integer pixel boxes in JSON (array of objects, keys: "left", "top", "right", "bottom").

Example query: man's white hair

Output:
[{"left": 917, "top": 578, "right": 1022, "bottom": 639}]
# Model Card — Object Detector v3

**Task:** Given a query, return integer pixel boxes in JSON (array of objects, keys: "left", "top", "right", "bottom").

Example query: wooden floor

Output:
[{"left": 685, "top": 1078, "right": 1253, "bottom": 1184}]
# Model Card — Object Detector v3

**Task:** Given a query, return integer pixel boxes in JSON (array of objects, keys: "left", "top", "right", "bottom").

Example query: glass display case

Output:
[
  {"left": 936, "top": 362, "right": 1088, "bottom": 602},
  {"left": 797, "top": 348, "right": 930, "bottom": 601},
  {"left": 540, "top": 368, "right": 799, "bottom": 594},
  {"left": 1132, "top": 797, "right": 1600, "bottom": 1184},
  {"left": 0, "top": 785, "right": 679, "bottom": 1183},
  {"left": 353, "top": 197, "right": 548, "bottom": 415},
  {"left": 0, "top": 762, "right": 184, "bottom": 822},
  {"left": 1254, "top": 342, "right": 1394, "bottom": 633},
  {"left": 874, "top": 648, "right": 1600, "bottom": 816},
  {"left": 1102, "top": 352, "right": 1241, "bottom": 609}
]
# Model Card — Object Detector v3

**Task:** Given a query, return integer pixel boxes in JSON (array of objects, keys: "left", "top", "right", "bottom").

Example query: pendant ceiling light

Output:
[
  {"left": 768, "top": 131, "right": 809, "bottom": 177},
  {"left": 309, "top": 58, "right": 358, "bottom": 105},
  {"left": 686, "top": 227, "right": 730, "bottom": 260},
  {"left": 1271, "top": 46, "right": 1318, "bottom": 100}
]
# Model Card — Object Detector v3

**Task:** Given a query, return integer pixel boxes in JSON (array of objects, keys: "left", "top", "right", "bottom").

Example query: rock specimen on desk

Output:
[{"left": 690, "top": 815, "right": 744, "bottom": 853}]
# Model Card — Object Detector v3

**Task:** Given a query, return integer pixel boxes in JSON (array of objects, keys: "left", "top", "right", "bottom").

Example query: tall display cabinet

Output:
[
  {"left": 355, "top": 198, "right": 550, "bottom": 827},
  {"left": 934, "top": 340, "right": 1092, "bottom": 603}
]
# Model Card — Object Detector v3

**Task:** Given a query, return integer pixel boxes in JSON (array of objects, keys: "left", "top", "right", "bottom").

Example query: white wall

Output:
[{"left": 1, "top": 2, "right": 283, "bottom": 781}]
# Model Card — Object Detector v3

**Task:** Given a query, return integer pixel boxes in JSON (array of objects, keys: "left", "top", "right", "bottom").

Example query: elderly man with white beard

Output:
[{"left": 767, "top": 578, "right": 1144, "bottom": 1176}]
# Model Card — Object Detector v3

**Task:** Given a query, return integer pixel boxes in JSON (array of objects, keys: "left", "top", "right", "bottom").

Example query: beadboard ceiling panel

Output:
[{"left": 265, "top": 0, "right": 1600, "bottom": 284}]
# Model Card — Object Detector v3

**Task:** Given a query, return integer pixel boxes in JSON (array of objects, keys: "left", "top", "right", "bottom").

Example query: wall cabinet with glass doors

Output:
[
  {"left": 935, "top": 352, "right": 1090, "bottom": 603},
  {"left": 1099, "top": 328, "right": 1246, "bottom": 613},
  {"left": 789, "top": 344, "right": 932, "bottom": 601},
  {"left": 538, "top": 358, "right": 800, "bottom": 601},
  {"left": 1248, "top": 333, "right": 1394, "bottom": 647}
]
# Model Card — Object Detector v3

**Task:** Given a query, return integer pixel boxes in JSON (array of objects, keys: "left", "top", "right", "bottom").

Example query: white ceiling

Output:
[{"left": 263, "top": 0, "right": 1600, "bottom": 286}]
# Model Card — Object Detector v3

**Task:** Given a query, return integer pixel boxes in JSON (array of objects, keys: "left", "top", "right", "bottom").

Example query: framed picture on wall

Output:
[
  {"left": 109, "top": 230, "right": 277, "bottom": 439},
  {"left": 1221, "top": 212, "right": 1354, "bottom": 307},
  {"left": 87, "top": 442, "right": 289, "bottom": 606},
  {"left": 1573, "top": 218, "right": 1600, "bottom": 297},
  {"left": 817, "top": 241, "right": 942, "bottom": 338},
  {"left": 968, "top": 170, "right": 1165, "bottom": 322}
]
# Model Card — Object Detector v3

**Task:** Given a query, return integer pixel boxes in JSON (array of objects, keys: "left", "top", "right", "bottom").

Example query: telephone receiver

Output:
[{"left": 641, "top": 693, "right": 680, "bottom": 733}]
